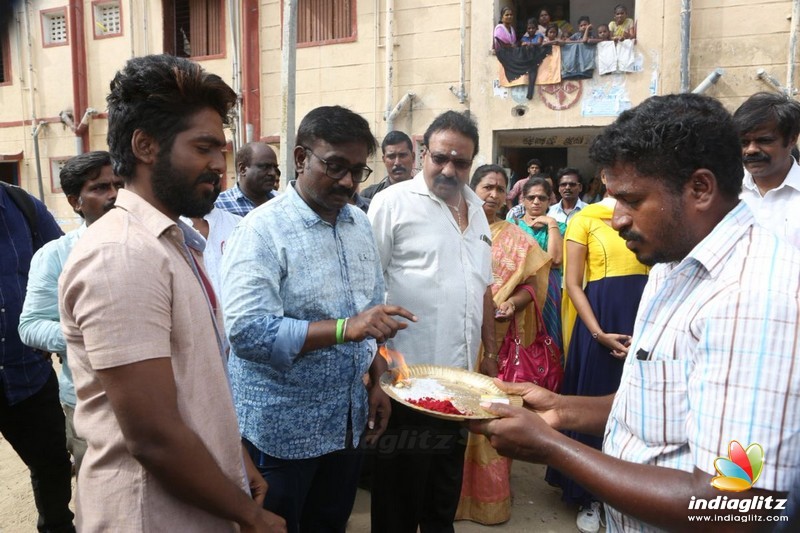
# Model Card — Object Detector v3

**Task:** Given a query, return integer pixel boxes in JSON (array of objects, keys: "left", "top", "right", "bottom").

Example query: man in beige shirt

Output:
[{"left": 59, "top": 54, "right": 285, "bottom": 532}]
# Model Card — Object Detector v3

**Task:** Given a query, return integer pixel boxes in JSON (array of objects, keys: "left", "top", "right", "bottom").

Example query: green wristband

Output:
[{"left": 336, "top": 318, "right": 345, "bottom": 344}]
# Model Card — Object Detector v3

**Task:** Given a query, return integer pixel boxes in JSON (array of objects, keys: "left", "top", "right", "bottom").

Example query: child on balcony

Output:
[
  {"left": 568, "top": 16, "right": 594, "bottom": 43},
  {"left": 520, "top": 18, "right": 544, "bottom": 46},
  {"left": 536, "top": 24, "right": 563, "bottom": 85},
  {"left": 543, "top": 24, "right": 563, "bottom": 45},
  {"left": 563, "top": 16, "right": 598, "bottom": 79}
]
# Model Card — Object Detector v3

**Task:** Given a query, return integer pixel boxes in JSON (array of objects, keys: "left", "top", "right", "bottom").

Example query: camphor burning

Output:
[{"left": 379, "top": 345, "right": 410, "bottom": 385}]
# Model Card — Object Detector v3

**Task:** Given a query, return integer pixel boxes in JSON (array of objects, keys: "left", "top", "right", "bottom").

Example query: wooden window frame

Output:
[
  {"left": 41, "top": 7, "right": 70, "bottom": 48},
  {"left": 288, "top": 0, "right": 358, "bottom": 48},
  {"left": 92, "top": 0, "right": 124, "bottom": 40},
  {"left": 0, "top": 29, "right": 11, "bottom": 86},
  {"left": 162, "top": 0, "right": 226, "bottom": 61}
]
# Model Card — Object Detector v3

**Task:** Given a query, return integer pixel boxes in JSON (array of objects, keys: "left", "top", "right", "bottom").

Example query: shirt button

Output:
[{"left": 0, "top": 308, "right": 5, "bottom": 312}]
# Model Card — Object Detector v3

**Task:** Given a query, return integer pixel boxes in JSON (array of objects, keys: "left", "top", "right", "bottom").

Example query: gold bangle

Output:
[{"left": 484, "top": 352, "right": 497, "bottom": 360}]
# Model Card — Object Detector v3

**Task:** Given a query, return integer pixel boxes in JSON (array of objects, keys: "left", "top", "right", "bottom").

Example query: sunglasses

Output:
[
  {"left": 427, "top": 151, "right": 473, "bottom": 171},
  {"left": 524, "top": 194, "right": 549, "bottom": 202}
]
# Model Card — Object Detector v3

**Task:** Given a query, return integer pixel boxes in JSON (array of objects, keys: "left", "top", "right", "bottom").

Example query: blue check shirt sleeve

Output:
[{"left": 221, "top": 220, "right": 308, "bottom": 371}]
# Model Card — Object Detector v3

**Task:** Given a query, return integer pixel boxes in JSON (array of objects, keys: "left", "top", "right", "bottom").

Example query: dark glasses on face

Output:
[{"left": 427, "top": 152, "right": 473, "bottom": 171}]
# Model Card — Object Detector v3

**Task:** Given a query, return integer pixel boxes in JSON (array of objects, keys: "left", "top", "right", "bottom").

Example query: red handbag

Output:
[{"left": 497, "top": 285, "right": 563, "bottom": 392}]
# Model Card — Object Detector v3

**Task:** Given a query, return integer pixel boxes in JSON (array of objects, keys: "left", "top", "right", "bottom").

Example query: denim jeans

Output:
[
  {"left": 0, "top": 370, "right": 74, "bottom": 532},
  {"left": 243, "top": 438, "right": 363, "bottom": 533}
]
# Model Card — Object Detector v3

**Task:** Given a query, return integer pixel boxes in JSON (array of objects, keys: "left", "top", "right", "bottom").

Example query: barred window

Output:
[
  {"left": 164, "top": 0, "right": 224, "bottom": 59},
  {"left": 0, "top": 31, "right": 10, "bottom": 84},
  {"left": 298, "top": 0, "right": 356, "bottom": 46}
]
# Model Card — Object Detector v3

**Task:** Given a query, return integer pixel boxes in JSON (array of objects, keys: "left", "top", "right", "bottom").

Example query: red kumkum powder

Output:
[{"left": 408, "top": 397, "right": 464, "bottom": 415}]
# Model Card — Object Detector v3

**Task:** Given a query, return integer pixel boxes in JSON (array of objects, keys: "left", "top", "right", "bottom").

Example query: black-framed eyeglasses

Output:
[
  {"left": 252, "top": 162, "right": 281, "bottom": 177},
  {"left": 559, "top": 182, "right": 580, "bottom": 188},
  {"left": 302, "top": 146, "right": 373, "bottom": 183},
  {"left": 426, "top": 151, "right": 474, "bottom": 171}
]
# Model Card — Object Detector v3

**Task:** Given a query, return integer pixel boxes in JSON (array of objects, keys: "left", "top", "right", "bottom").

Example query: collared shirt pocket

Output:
[
  {"left": 625, "top": 358, "right": 690, "bottom": 447},
  {"left": 347, "top": 241, "right": 380, "bottom": 308}
]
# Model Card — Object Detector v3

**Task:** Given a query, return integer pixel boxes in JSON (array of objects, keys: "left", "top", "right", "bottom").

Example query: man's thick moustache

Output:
[{"left": 197, "top": 173, "right": 221, "bottom": 185}]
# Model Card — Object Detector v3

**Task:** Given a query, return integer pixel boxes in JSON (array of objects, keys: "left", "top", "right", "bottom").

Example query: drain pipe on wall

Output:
[
  {"left": 756, "top": 69, "right": 785, "bottom": 92},
  {"left": 23, "top": 1, "right": 45, "bottom": 200},
  {"left": 31, "top": 122, "right": 46, "bottom": 201},
  {"left": 449, "top": 0, "right": 467, "bottom": 103},
  {"left": 227, "top": 0, "right": 243, "bottom": 152},
  {"left": 386, "top": 92, "right": 415, "bottom": 132},
  {"left": 692, "top": 68, "right": 724, "bottom": 94},
  {"left": 787, "top": 0, "right": 800, "bottom": 96},
  {"left": 59, "top": 108, "right": 99, "bottom": 155},
  {"left": 384, "top": 0, "right": 394, "bottom": 131},
  {"left": 679, "top": 0, "right": 691, "bottom": 93},
  {"left": 280, "top": 0, "right": 298, "bottom": 185},
  {"left": 128, "top": 0, "right": 135, "bottom": 56}
]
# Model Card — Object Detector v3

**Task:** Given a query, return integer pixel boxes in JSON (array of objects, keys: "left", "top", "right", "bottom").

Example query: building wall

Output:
[
  {"left": 0, "top": 0, "right": 798, "bottom": 225},
  {"left": 260, "top": 0, "right": 471, "bottom": 154},
  {"left": 258, "top": 0, "right": 799, "bottom": 182},
  {"left": 0, "top": 0, "right": 240, "bottom": 228},
  {"left": 690, "top": 0, "right": 799, "bottom": 109}
]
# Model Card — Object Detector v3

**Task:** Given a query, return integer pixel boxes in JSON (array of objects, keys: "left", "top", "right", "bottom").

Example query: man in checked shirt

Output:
[{"left": 472, "top": 93, "right": 800, "bottom": 532}]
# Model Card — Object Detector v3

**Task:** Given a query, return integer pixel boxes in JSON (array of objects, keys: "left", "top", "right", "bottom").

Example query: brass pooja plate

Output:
[{"left": 379, "top": 364, "right": 523, "bottom": 421}]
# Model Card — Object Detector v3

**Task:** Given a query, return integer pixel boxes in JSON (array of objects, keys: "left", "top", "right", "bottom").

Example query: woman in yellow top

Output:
[
  {"left": 608, "top": 4, "right": 635, "bottom": 41},
  {"left": 456, "top": 164, "right": 550, "bottom": 526},
  {"left": 545, "top": 191, "right": 649, "bottom": 533}
]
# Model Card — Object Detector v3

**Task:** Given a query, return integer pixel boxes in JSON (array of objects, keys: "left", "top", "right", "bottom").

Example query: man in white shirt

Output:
[
  {"left": 548, "top": 168, "right": 587, "bottom": 224},
  {"left": 183, "top": 180, "right": 242, "bottom": 297},
  {"left": 733, "top": 91, "right": 800, "bottom": 249},
  {"left": 368, "top": 110, "right": 497, "bottom": 533}
]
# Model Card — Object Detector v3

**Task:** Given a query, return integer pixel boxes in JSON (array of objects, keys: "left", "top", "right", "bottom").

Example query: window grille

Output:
[
  {"left": 95, "top": 2, "right": 122, "bottom": 36},
  {"left": 43, "top": 11, "right": 68, "bottom": 45}
]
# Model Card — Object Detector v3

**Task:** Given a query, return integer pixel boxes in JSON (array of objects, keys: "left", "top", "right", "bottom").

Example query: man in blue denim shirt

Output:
[
  {"left": 222, "top": 105, "right": 415, "bottom": 533},
  {"left": 0, "top": 182, "right": 73, "bottom": 532}
]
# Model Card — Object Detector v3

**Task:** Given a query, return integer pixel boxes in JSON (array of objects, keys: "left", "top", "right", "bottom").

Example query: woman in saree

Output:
[
  {"left": 545, "top": 182, "right": 649, "bottom": 533},
  {"left": 456, "top": 165, "right": 550, "bottom": 525},
  {"left": 493, "top": 7, "right": 517, "bottom": 50},
  {"left": 507, "top": 177, "right": 565, "bottom": 351}
]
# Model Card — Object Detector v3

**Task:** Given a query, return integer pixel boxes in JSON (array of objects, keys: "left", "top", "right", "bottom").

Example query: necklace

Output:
[{"left": 445, "top": 194, "right": 464, "bottom": 230}]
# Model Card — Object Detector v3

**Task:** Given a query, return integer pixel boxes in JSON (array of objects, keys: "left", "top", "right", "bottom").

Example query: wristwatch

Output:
[
  {"left": 592, "top": 332, "right": 601, "bottom": 339},
  {"left": 484, "top": 352, "right": 498, "bottom": 360}
]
